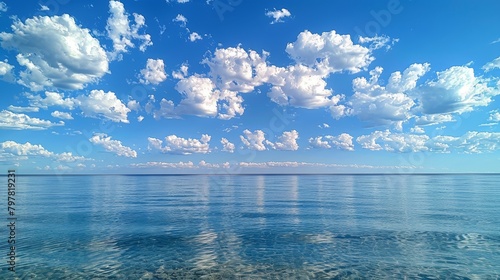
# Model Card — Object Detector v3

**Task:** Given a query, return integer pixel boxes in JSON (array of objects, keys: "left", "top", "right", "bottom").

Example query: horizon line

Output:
[{"left": 7, "top": 173, "right": 500, "bottom": 176}]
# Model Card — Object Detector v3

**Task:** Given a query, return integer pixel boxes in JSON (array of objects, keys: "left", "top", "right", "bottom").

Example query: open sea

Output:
[{"left": 3, "top": 174, "right": 500, "bottom": 279}]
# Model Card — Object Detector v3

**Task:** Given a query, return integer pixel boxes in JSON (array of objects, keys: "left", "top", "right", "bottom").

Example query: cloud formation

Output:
[
  {"left": 148, "top": 134, "right": 211, "bottom": 154},
  {"left": 0, "top": 14, "right": 109, "bottom": 91},
  {"left": 89, "top": 133, "right": 137, "bottom": 158}
]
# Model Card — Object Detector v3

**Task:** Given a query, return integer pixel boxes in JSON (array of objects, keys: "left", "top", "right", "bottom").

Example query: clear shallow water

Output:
[{"left": 5, "top": 174, "right": 500, "bottom": 279}]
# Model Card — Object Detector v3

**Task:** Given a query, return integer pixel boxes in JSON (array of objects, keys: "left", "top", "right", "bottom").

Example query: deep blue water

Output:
[{"left": 3, "top": 174, "right": 500, "bottom": 279}]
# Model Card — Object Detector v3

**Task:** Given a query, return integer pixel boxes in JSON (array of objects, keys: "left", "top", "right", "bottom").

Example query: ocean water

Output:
[{"left": 4, "top": 174, "right": 500, "bottom": 279}]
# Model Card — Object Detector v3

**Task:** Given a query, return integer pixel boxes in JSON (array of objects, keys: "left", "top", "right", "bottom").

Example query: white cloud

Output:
[
  {"left": 173, "top": 14, "right": 187, "bottom": 27},
  {"left": 319, "top": 123, "right": 330, "bottom": 129},
  {"left": 127, "top": 100, "right": 140, "bottom": 111},
  {"left": 76, "top": 90, "right": 131, "bottom": 123},
  {"left": 189, "top": 32, "right": 202, "bottom": 42},
  {"left": 483, "top": 57, "right": 500, "bottom": 72},
  {"left": 140, "top": 58, "right": 167, "bottom": 85},
  {"left": 489, "top": 110, "right": 500, "bottom": 122},
  {"left": 240, "top": 129, "right": 268, "bottom": 151},
  {"left": 348, "top": 64, "right": 430, "bottom": 128},
  {"left": 285, "top": 30, "right": 376, "bottom": 74},
  {"left": 203, "top": 46, "right": 274, "bottom": 93},
  {"left": 7, "top": 106, "right": 39, "bottom": 113},
  {"left": 267, "top": 30, "right": 391, "bottom": 112},
  {"left": 26, "top": 91, "right": 76, "bottom": 109},
  {"left": 167, "top": 0, "right": 190, "bottom": 4},
  {"left": 0, "top": 110, "right": 64, "bottom": 130},
  {"left": 356, "top": 130, "right": 500, "bottom": 154},
  {"left": 267, "top": 64, "right": 342, "bottom": 109},
  {"left": 26, "top": 90, "right": 130, "bottom": 123},
  {"left": 309, "top": 133, "right": 354, "bottom": 151},
  {"left": 268, "top": 130, "right": 299, "bottom": 151},
  {"left": 265, "top": 8, "right": 291, "bottom": 24},
  {"left": 137, "top": 115, "right": 144, "bottom": 122},
  {"left": 0, "top": 141, "right": 86, "bottom": 162},
  {"left": 358, "top": 35, "right": 398, "bottom": 50},
  {"left": 0, "top": 2, "right": 7, "bottom": 12},
  {"left": 410, "top": 126, "right": 425, "bottom": 134},
  {"left": 172, "top": 63, "right": 189, "bottom": 79},
  {"left": 89, "top": 133, "right": 137, "bottom": 158},
  {"left": 0, "top": 61, "right": 15, "bottom": 82},
  {"left": 237, "top": 161, "right": 418, "bottom": 170},
  {"left": 357, "top": 130, "right": 429, "bottom": 152},
  {"left": 51, "top": 111, "right": 73, "bottom": 120},
  {"left": 417, "top": 66, "right": 499, "bottom": 114},
  {"left": 106, "top": 0, "right": 152, "bottom": 60},
  {"left": 221, "top": 138, "right": 235, "bottom": 153},
  {"left": 428, "top": 132, "right": 500, "bottom": 154},
  {"left": 131, "top": 161, "right": 195, "bottom": 168},
  {"left": 148, "top": 134, "right": 211, "bottom": 155},
  {"left": 414, "top": 114, "right": 454, "bottom": 126},
  {"left": 39, "top": 4, "right": 50, "bottom": 11},
  {"left": 0, "top": 14, "right": 109, "bottom": 91},
  {"left": 175, "top": 75, "right": 219, "bottom": 117}
]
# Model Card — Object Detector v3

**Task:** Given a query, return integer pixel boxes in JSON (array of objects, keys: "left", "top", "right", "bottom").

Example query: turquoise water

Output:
[{"left": 4, "top": 174, "right": 500, "bottom": 279}]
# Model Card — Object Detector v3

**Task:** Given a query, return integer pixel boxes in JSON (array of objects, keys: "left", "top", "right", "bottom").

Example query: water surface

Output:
[{"left": 5, "top": 174, "right": 500, "bottom": 279}]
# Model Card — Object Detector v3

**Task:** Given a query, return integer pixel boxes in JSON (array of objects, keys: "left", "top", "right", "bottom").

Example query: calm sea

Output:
[{"left": 3, "top": 174, "right": 500, "bottom": 279}]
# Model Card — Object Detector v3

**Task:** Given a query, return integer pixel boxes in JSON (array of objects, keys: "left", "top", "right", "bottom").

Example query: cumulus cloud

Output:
[
  {"left": 348, "top": 64, "right": 430, "bottom": 129},
  {"left": 0, "top": 60, "right": 15, "bottom": 82},
  {"left": 483, "top": 57, "right": 500, "bottom": 72},
  {"left": 417, "top": 66, "right": 499, "bottom": 114},
  {"left": 127, "top": 100, "right": 140, "bottom": 111},
  {"left": 240, "top": 129, "right": 268, "bottom": 151},
  {"left": 358, "top": 35, "right": 398, "bottom": 50},
  {"left": 152, "top": 75, "right": 243, "bottom": 120},
  {"left": 265, "top": 8, "right": 291, "bottom": 24},
  {"left": 140, "top": 58, "right": 167, "bottom": 85},
  {"left": 0, "top": 140, "right": 86, "bottom": 162},
  {"left": 131, "top": 161, "right": 195, "bottom": 169},
  {"left": 51, "top": 111, "right": 73, "bottom": 120},
  {"left": 172, "top": 63, "right": 189, "bottom": 79},
  {"left": 189, "top": 32, "right": 202, "bottom": 42},
  {"left": 237, "top": 161, "right": 418, "bottom": 170},
  {"left": 489, "top": 110, "right": 500, "bottom": 122},
  {"left": 309, "top": 133, "right": 354, "bottom": 151},
  {"left": 356, "top": 130, "right": 429, "bottom": 152},
  {"left": 268, "top": 130, "right": 299, "bottom": 150},
  {"left": 7, "top": 106, "right": 39, "bottom": 113},
  {"left": 148, "top": 134, "right": 211, "bottom": 154},
  {"left": 267, "top": 30, "right": 393, "bottom": 112},
  {"left": 356, "top": 130, "right": 500, "bottom": 154},
  {"left": 175, "top": 76, "right": 219, "bottom": 117},
  {"left": 410, "top": 126, "right": 425, "bottom": 134},
  {"left": 27, "top": 90, "right": 130, "bottom": 123},
  {"left": 173, "top": 14, "right": 187, "bottom": 27},
  {"left": 106, "top": 0, "right": 152, "bottom": 60},
  {"left": 39, "top": 4, "right": 50, "bottom": 11},
  {"left": 267, "top": 64, "right": 342, "bottom": 109},
  {"left": 26, "top": 91, "right": 76, "bottom": 109},
  {"left": 89, "top": 133, "right": 137, "bottom": 157},
  {"left": 203, "top": 46, "right": 275, "bottom": 93},
  {"left": 0, "top": 110, "right": 64, "bottom": 130},
  {"left": 0, "top": 2, "right": 7, "bottom": 12},
  {"left": 76, "top": 90, "right": 131, "bottom": 123},
  {"left": 414, "top": 114, "right": 454, "bottom": 126},
  {"left": 0, "top": 14, "right": 109, "bottom": 91},
  {"left": 285, "top": 30, "right": 377, "bottom": 74},
  {"left": 221, "top": 138, "right": 235, "bottom": 153}
]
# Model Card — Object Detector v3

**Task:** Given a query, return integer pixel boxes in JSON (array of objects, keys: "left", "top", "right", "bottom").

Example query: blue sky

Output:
[{"left": 1, "top": 0, "right": 500, "bottom": 174}]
